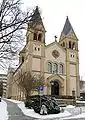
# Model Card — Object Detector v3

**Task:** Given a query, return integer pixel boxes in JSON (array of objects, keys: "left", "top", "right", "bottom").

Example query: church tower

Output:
[
  {"left": 59, "top": 17, "right": 80, "bottom": 97},
  {"left": 25, "top": 6, "right": 45, "bottom": 74}
]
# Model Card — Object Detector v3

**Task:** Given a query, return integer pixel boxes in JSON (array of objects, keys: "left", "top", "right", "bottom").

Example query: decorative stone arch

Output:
[{"left": 46, "top": 75, "right": 64, "bottom": 96}]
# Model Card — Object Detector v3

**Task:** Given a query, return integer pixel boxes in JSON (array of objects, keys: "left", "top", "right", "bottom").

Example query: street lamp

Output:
[
  {"left": 39, "top": 86, "right": 44, "bottom": 108},
  {"left": 51, "top": 81, "right": 54, "bottom": 85}
]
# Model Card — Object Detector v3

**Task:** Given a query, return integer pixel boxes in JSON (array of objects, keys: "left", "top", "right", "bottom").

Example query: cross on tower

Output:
[{"left": 54, "top": 35, "right": 57, "bottom": 42}]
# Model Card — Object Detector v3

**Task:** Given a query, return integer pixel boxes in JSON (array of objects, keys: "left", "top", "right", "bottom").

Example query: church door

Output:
[{"left": 51, "top": 81, "right": 59, "bottom": 95}]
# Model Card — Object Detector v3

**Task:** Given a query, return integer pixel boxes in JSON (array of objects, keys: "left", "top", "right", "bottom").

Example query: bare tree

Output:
[
  {"left": 0, "top": 0, "right": 33, "bottom": 70},
  {"left": 19, "top": 71, "right": 45, "bottom": 100}
]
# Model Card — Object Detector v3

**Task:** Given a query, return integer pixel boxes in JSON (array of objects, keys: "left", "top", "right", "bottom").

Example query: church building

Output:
[{"left": 7, "top": 6, "right": 80, "bottom": 100}]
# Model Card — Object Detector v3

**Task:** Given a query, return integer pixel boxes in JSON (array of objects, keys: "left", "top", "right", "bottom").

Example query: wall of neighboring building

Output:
[
  {"left": 80, "top": 80, "right": 85, "bottom": 93},
  {"left": 0, "top": 74, "right": 7, "bottom": 97},
  {"left": 80, "top": 80, "right": 85, "bottom": 98}
]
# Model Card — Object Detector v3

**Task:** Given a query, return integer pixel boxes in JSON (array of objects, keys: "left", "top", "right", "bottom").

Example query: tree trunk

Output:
[{"left": 25, "top": 92, "right": 30, "bottom": 101}]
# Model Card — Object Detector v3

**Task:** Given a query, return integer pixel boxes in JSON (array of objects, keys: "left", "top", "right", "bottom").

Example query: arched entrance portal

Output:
[{"left": 51, "top": 81, "right": 59, "bottom": 95}]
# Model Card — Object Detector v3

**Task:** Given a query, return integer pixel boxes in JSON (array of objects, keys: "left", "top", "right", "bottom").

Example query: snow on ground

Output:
[
  {"left": 6, "top": 99, "right": 71, "bottom": 119},
  {"left": 0, "top": 100, "right": 9, "bottom": 120},
  {"left": 66, "top": 105, "right": 75, "bottom": 108},
  {"left": 18, "top": 102, "right": 71, "bottom": 119},
  {"left": 6, "top": 99, "right": 85, "bottom": 119},
  {"left": 63, "top": 113, "right": 85, "bottom": 119},
  {"left": 76, "top": 100, "right": 85, "bottom": 103}
]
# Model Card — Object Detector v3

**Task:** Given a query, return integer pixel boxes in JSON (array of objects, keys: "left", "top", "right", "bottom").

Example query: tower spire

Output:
[
  {"left": 62, "top": 16, "right": 74, "bottom": 35},
  {"left": 29, "top": 6, "right": 43, "bottom": 25},
  {"left": 59, "top": 16, "right": 77, "bottom": 41},
  {"left": 26, "top": 6, "right": 45, "bottom": 43}
]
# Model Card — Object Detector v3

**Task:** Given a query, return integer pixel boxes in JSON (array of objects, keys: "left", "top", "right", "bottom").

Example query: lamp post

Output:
[{"left": 39, "top": 86, "right": 44, "bottom": 108}]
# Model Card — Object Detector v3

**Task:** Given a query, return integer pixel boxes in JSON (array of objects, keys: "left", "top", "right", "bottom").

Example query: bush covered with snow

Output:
[{"left": 25, "top": 95, "right": 60, "bottom": 114}]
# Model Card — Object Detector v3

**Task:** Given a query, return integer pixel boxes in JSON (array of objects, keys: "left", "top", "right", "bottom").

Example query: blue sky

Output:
[{"left": 22, "top": 0, "right": 85, "bottom": 80}]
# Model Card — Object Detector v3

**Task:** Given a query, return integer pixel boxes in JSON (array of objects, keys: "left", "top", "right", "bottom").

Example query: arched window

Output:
[
  {"left": 72, "top": 42, "right": 75, "bottom": 50},
  {"left": 38, "top": 33, "right": 42, "bottom": 41},
  {"left": 47, "top": 62, "right": 52, "bottom": 73},
  {"left": 69, "top": 41, "right": 71, "bottom": 48},
  {"left": 33, "top": 33, "right": 37, "bottom": 40},
  {"left": 59, "top": 64, "right": 63, "bottom": 74},
  {"left": 63, "top": 42, "right": 65, "bottom": 47},
  {"left": 53, "top": 63, "right": 58, "bottom": 74}
]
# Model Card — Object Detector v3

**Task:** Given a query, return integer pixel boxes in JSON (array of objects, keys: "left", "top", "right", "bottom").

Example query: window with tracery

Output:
[
  {"left": 47, "top": 62, "right": 52, "bottom": 73},
  {"left": 59, "top": 64, "right": 63, "bottom": 74},
  {"left": 53, "top": 63, "right": 58, "bottom": 74}
]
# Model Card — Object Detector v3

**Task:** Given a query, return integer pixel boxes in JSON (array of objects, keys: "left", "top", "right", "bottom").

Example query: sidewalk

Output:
[{"left": 4, "top": 99, "right": 37, "bottom": 120}]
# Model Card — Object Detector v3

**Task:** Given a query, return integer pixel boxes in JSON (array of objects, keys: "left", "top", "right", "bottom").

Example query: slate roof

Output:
[
  {"left": 61, "top": 16, "right": 75, "bottom": 35},
  {"left": 29, "top": 6, "right": 43, "bottom": 25}
]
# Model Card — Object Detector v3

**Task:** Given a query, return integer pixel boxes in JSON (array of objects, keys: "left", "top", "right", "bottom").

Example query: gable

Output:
[{"left": 45, "top": 42, "right": 66, "bottom": 64}]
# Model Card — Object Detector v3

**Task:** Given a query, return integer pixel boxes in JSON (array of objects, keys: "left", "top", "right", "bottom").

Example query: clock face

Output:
[{"left": 52, "top": 50, "right": 60, "bottom": 58}]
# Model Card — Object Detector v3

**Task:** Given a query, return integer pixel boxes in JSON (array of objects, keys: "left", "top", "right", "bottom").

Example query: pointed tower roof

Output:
[
  {"left": 29, "top": 6, "right": 43, "bottom": 26},
  {"left": 59, "top": 16, "right": 77, "bottom": 41},
  {"left": 62, "top": 16, "right": 74, "bottom": 35}
]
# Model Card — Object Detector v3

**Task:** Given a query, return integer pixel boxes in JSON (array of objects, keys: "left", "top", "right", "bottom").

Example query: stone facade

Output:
[{"left": 6, "top": 6, "right": 80, "bottom": 100}]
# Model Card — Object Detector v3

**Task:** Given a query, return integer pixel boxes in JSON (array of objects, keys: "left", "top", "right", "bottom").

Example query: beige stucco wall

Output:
[
  {"left": 33, "top": 44, "right": 41, "bottom": 56},
  {"left": 69, "top": 51, "right": 76, "bottom": 62},
  {"left": 70, "top": 64, "right": 76, "bottom": 76},
  {"left": 32, "top": 58, "right": 40, "bottom": 71},
  {"left": 69, "top": 77, "right": 76, "bottom": 96}
]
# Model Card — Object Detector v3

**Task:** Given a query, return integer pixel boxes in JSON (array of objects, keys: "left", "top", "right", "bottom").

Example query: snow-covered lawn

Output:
[
  {"left": 6, "top": 99, "right": 85, "bottom": 120},
  {"left": 0, "top": 100, "right": 9, "bottom": 120}
]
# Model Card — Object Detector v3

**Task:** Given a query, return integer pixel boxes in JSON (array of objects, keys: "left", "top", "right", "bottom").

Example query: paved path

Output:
[{"left": 4, "top": 99, "right": 37, "bottom": 120}]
